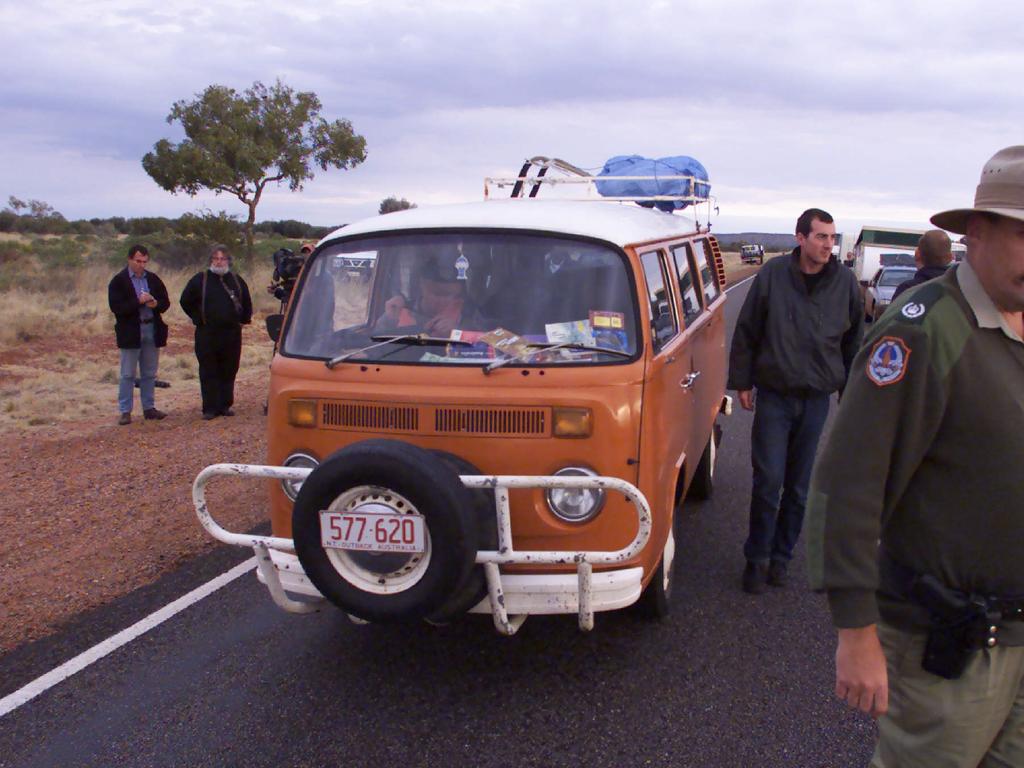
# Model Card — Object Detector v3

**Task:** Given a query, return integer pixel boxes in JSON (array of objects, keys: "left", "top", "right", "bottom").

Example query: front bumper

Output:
[
  {"left": 257, "top": 548, "right": 643, "bottom": 616},
  {"left": 193, "top": 464, "right": 652, "bottom": 635}
]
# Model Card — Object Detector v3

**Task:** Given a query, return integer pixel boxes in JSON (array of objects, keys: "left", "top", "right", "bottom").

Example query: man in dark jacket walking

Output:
[
  {"left": 728, "top": 208, "right": 863, "bottom": 594},
  {"left": 108, "top": 244, "right": 170, "bottom": 425},
  {"left": 180, "top": 245, "right": 253, "bottom": 420},
  {"left": 890, "top": 229, "right": 952, "bottom": 301}
]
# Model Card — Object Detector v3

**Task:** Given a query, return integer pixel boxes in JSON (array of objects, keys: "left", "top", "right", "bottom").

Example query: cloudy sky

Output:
[{"left": 3, "top": 0, "right": 1023, "bottom": 235}]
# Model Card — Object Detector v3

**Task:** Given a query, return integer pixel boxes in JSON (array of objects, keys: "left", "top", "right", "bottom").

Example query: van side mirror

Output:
[{"left": 266, "top": 314, "right": 284, "bottom": 342}]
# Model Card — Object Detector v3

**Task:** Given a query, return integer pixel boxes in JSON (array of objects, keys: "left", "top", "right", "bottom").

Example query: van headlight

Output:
[
  {"left": 281, "top": 452, "right": 319, "bottom": 501},
  {"left": 546, "top": 466, "right": 606, "bottom": 523}
]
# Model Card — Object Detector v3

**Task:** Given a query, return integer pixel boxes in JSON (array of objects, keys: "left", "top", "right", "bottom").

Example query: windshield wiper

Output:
[
  {"left": 326, "top": 333, "right": 471, "bottom": 369},
  {"left": 482, "top": 341, "right": 631, "bottom": 374}
]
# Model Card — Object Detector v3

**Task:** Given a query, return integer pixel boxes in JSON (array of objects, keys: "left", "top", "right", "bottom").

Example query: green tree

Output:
[
  {"left": 379, "top": 196, "right": 417, "bottom": 215},
  {"left": 142, "top": 79, "right": 367, "bottom": 257}
]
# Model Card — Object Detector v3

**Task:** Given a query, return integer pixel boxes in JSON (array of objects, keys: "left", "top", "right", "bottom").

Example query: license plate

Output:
[{"left": 320, "top": 510, "right": 426, "bottom": 553}]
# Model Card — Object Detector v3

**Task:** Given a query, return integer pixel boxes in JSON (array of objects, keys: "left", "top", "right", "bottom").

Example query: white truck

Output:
[
  {"left": 851, "top": 226, "right": 923, "bottom": 286},
  {"left": 740, "top": 244, "right": 764, "bottom": 264}
]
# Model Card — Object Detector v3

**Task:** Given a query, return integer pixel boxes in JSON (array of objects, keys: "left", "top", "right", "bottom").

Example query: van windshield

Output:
[{"left": 281, "top": 233, "right": 639, "bottom": 366}]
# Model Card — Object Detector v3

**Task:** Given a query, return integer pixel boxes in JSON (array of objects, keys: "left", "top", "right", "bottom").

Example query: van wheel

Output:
[
  {"left": 688, "top": 424, "right": 720, "bottom": 501},
  {"left": 291, "top": 440, "right": 479, "bottom": 623},
  {"left": 424, "top": 451, "right": 497, "bottom": 625},
  {"left": 636, "top": 527, "right": 675, "bottom": 619}
]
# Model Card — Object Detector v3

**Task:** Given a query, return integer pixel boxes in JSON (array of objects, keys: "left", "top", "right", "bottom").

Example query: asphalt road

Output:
[{"left": 0, "top": 278, "right": 877, "bottom": 768}]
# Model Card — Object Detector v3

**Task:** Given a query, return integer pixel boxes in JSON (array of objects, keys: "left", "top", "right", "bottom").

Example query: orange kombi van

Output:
[{"left": 194, "top": 177, "right": 730, "bottom": 635}]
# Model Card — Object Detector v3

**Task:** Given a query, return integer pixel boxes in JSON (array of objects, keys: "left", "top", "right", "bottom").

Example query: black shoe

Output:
[
  {"left": 767, "top": 561, "right": 788, "bottom": 588},
  {"left": 143, "top": 408, "right": 167, "bottom": 420},
  {"left": 202, "top": 411, "right": 218, "bottom": 421},
  {"left": 118, "top": 412, "right": 131, "bottom": 426},
  {"left": 220, "top": 407, "right": 235, "bottom": 417},
  {"left": 742, "top": 561, "right": 768, "bottom": 594}
]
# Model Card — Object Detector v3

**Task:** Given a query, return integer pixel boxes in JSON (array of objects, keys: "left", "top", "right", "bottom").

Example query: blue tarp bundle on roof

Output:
[{"left": 595, "top": 155, "right": 710, "bottom": 212}]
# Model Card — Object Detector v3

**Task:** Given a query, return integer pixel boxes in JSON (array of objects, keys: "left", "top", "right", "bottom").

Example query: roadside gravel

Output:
[{"left": 0, "top": 372, "right": 269, "bottom": 652}]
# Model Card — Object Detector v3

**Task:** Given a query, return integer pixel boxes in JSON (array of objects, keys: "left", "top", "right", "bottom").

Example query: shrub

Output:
[
  {"left": 31, "top": 237, "right": 85, "bottom": 269},
  {"left": 128, "top": 216, "right": 174, "bottom": 236},
  {"left": 70, "top": 221, "right": 96, "bottom": 236}
]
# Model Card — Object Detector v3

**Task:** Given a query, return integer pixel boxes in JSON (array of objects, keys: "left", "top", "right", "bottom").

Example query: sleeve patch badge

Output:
[
  {"left": 901, "top": 302, "right": 926, "bottom": 319},
  {"left": 867, "top": 336, "right": 911, "bottom": 386}
]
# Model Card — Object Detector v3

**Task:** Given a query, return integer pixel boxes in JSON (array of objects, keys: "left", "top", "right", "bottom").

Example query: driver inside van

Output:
[{"left": 375, "top": 257, "right": 482, "bottom": 338}]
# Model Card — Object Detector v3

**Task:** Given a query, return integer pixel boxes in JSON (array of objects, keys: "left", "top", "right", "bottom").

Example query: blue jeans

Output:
[
  {"left": 118, "top": 323, "right": 159, "bottom": 414},
  {"left": 743, "top": 389, "right": 830, "bottom": 565}
]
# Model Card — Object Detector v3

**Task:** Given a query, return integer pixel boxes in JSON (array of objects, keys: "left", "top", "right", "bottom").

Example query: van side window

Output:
[
  {"left": 671, "top": 243, "right": 703, "bottom": 327},
  {"left": 640, "top": 250, "right": 677, "bottom": 352},
  {"left": 693, "top": 239, "right": 721, "bottom": 304}
]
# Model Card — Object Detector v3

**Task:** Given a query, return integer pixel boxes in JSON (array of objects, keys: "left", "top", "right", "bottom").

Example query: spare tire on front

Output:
[{"left": 292, "top": 439, "right": 480, "bottom": 623}]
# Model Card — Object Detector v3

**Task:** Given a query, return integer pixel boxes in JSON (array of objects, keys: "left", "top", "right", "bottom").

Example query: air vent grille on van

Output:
[
  {"left": 434, "top": 407, "right": 548, "bottom": 436},
  {"left": 322, "top": 401, "right": 419, "bottom": 432},
  {"left": 707, "top": 237, "right": 727, "bottom": 291}
]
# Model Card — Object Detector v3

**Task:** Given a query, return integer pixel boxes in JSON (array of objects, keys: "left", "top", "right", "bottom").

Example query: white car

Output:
[{"left": 864, "top": 266, "right": 916, "bottom": 322}]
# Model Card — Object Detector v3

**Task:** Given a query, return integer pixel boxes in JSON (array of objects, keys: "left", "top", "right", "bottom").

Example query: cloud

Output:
[{"left": 2, "top": 0, "right": 1023, "bottom": 234}]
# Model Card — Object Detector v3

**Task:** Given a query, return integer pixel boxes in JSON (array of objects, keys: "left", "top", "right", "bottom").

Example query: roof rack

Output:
[
  {"left": 485, "top": 155, "right": 712, "bottom": 202},
  {"left": 483, "top": 156, "right": 717, "bottom": 229}
]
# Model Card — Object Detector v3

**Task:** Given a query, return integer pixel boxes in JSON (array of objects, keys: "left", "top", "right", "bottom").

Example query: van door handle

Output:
[{"left": 681, "top": 371, "right": 701, "bottom": 389}]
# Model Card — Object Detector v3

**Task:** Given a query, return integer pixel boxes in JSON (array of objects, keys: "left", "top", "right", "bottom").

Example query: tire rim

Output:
[
  {"left": 662, "top": 528, "right": 675, "bottom": 591},
  {"left": 323, "top": 485, "right": 432, "bottom": 595}
]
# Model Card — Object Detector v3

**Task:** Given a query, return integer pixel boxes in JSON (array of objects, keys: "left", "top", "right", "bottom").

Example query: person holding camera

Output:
[
  {"left": 807, "top": 147, "right": 1024, "bottom": 765},
  {"left": 108, "top": 243, "right": 170, "bottom": 425},
  {"left": 180, "top": 245, "right": 253, "bottom": 420},
  {"left": 268, "top": 243, "right": 313, "bottom": 306}
]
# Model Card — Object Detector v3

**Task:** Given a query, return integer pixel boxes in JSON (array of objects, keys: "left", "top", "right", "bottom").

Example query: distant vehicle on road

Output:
[
  {"left": 851, "top": 226, "right": 922, "bottom": 286},
  {"left": 332, "top": 251, "right": 377, "bottom": 282},
  {"left": 740, "top": 244, "right": 764, "bottom": 264},
  {"left": 864, "top": 266, "right": 916, "bottom": 322}
]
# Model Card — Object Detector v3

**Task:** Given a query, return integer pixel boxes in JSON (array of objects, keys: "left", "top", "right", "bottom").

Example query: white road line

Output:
[
  {"left": 2, "top": 264, "right": 759, "bottom": 721},
  {"left": 726, "top": 274, "right": 755, "bottom": 293},
  {"left": 0, "top": 557, "right": 256, "bottom": 719}
]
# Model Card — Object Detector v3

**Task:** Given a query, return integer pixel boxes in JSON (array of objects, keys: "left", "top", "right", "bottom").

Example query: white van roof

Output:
[{"left": 322, "top": 200, "right": 702, "bottom": 249}]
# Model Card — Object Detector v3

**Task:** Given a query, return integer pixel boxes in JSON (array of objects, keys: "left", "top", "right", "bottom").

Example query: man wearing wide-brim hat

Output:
[{"left": 807, "top": 146, "right": 1024, "bottom": 766}]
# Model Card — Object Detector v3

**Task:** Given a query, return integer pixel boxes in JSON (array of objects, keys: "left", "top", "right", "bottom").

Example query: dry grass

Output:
[
  {"left": 0, "top": 260, "right": 279, "bottom": 345},
  {"left": 0, "top": 253, "right": 278, "bottom": 431}
]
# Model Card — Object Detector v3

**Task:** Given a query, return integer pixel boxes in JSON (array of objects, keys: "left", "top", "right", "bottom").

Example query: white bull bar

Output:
[{"left": 192, "top": 463, "right": 653, "bottom": 635}]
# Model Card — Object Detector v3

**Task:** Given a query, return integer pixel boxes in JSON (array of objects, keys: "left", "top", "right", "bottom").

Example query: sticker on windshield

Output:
[
  {"left": 867, "top": 336, "right": 911, "bottom": 386},
  {"left": 589, "top": 311, "right": 627, "bottom": 351},
  {"left": 455, "top": 254, "right": 469, "bottom": 280},
  {"left": 590, "top": 310, "right": 624, "bottom": 330}
]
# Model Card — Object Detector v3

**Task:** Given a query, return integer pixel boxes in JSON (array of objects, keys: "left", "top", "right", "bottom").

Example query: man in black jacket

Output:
[
  {"left": 107, "top": 244, "right": 170, "bottom": 425},
  {"left": 728, "top": 209, "right": 863, "bottom": 594},
  {"left": 890, "top": 229, "right": 952, "bottom": 301},
  {"left": 180, "top": 245, "right": 253, "bottom": 420}
]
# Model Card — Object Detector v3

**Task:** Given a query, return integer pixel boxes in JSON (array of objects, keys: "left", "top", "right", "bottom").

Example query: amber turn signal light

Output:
[
  {"left": 553, "top": 407, "right": 592, "bottom": 438},
  {"left": 288, "top": 399, "right": 318, "bottom": 428}
]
